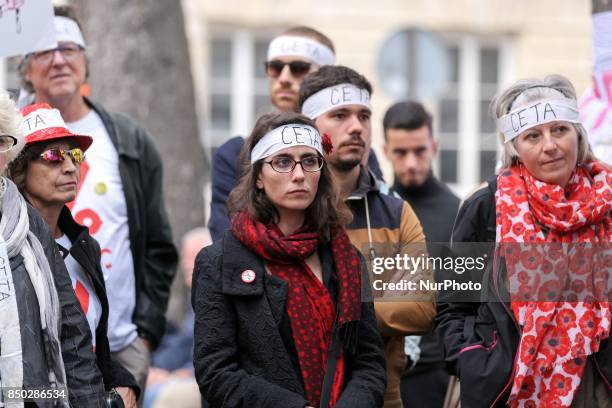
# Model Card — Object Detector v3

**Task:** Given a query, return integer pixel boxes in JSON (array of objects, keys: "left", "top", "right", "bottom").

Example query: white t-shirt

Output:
[
  {"left": 56, "top": 234, "right": 103, "bottom": 348},
  {"left": 67, "top": 110, "right": 138, "bottom": 351}
]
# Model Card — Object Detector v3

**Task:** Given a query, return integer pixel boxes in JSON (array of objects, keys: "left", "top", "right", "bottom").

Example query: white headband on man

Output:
[
  {"left": 498, "top": 98, "right": 581, "bottom": 143},
  {"left": 250, "top": 124, "right": 323, "bottom": 163},
  {"left": 301, "top": 83, "right": 371, "bottom": 120},
  {"left": 54, "top": 16, "right": 86, "bottom": 48},
  {"left": 267, "top": 36, "right": 335, "bottom": 67}
]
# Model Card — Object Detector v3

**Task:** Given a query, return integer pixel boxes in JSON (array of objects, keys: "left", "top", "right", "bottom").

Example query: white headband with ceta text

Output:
[
  {"left": 267, "top": 36, "right": 335, "bottom": 67},
  {"left": 54, "top": 16, "right": 86, "bottom": 48},
  {"left": 250, "top": 124, "right": 323, "bottom": 163},
  {"left": 498, "top": 98, "right": 581, "bottom": 143},
  {"left": 301, "top": 83, "right": 371, "bottom": 120}
]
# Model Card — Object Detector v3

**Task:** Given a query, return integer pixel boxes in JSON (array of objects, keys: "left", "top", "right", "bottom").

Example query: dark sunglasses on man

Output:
[{"left": 265, "top": 60, "right": 312, "bottom": 78}]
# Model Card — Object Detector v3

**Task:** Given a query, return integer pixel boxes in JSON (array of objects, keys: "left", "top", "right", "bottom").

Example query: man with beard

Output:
[
  {"left": 208, "top": 28, "right": 382, "bottom": 241},
  {"left": 384, "top": 101, "right": 460, "bottom": 408},
  {"left": 299, "top": 66, "right": 435, "bottom": 408}
]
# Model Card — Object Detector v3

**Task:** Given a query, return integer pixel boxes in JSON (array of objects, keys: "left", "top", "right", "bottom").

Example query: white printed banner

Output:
[{"left": 0, "top": 0, "right": 56, "bottom": 58}]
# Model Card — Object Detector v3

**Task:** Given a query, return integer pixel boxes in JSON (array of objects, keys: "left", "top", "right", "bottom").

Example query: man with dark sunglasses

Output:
[
  {"left": 18, "top": 6, "right": 178, "bottom": 405},
  {"left": 209, "top": 27, "right": 383, "bottom": 242}
]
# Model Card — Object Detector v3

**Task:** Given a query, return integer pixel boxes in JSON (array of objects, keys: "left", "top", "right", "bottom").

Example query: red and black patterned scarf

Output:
[
  {"left": 496, "top": 162, "right": 611, "bottom": 407},
  {"left": 230, "top": 210, "right": 362, "bottom": 407}
]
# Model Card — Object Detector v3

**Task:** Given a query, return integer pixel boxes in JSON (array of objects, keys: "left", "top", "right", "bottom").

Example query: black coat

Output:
[
  {"left": 57, "top": 206, "right": 140, "bottom": 397},
  {"left": 8, "top": 203, "right": 106, "bottom": 406},
  {"left": 436, "top": 179, "right": 611, "bottom": 407},
  {"left": 192, "top": 231, "right": 387, "bottom": 408}
]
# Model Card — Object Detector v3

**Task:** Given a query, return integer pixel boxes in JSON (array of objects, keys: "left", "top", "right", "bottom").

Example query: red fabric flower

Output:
[
  {"left": 562, "top": 356, "right": 586, "bottom": 376},
  {"left": 542, "top": 328, "right": 571, "bottom": 358},
  {"left": 520, "top": 247, "right": 542, "bottom": 270},
  {"left": 322, "top": 133, "right": 333, "bottom": 154},
  {"left": 519, "top": 335, "right": 538, "bottom": 364},
  {"left": 515, "top": 374, "right": 536, "bottom": 399},
  {"left": 555, "top": 309, "right": 577, "bottom": 330},
  {"left": 550, "top": 373, "right": 573, "bottom": 397},
  {"left": 537, "top": 279, "right": 562, "bottom": 302},
  {"left": 578, "top": 310, "right": 597, "bottom": 337}
]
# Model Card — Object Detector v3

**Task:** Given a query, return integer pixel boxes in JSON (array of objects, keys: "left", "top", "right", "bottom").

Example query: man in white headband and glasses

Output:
[
  {"left": 19, "top": 6, "right": 178, "bottom": 404},
  {"left": 299, "top": 65, "right": 435, "bottom": 408},
  {"left": 208, "top": 27, "right": 383, "bottom": 242}
]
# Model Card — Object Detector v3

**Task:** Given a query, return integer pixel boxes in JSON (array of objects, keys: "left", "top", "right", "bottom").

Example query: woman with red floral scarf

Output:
[
  {"left": 436, "top": 75, "right": 611, "bottom": 408},
  {"left": 192, "top": 112, "right": 386, "bottom": 408}
]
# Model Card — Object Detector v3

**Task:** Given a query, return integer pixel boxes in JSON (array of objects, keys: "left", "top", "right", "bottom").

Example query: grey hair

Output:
[
  {"left": 490, "top": 74, "right": 594, "bottom": 169},
  {"left": 0, "top": 89, "right": 25, "bottom": 167}
]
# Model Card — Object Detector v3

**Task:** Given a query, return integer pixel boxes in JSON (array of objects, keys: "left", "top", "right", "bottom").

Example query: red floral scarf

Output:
[
  {"left": 230, "top": 211, "right": 362, "bottom": 407},
  {"left": 496, "top": 162, "right": 611, "bottom": 407}
]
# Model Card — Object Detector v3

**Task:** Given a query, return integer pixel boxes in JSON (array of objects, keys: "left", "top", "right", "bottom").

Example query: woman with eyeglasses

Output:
[
  {"left": 7, "top": 103, "right": 139, "bottom": 408},
  {"left": 193, "top": 112, "right": 386, "bottom": 408}
]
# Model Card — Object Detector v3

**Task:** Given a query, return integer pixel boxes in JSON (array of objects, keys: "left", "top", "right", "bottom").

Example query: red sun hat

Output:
[{"left": 20, "top": 103, "right": 93, "bottom": 151}]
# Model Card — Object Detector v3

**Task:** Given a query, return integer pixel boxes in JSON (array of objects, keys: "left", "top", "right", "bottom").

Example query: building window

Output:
[
  {"left": 206, "top": 28, "right": 274, "bottom": 151},
  {"left": 434, "top": 34, "right": 511, "bottom": 196}
]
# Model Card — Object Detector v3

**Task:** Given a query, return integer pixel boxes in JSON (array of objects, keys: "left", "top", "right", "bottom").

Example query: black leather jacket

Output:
[
  {"left": 9, "top": 204, "right": 106, "bottom": 407},
  {"left": 58, "top": 206, "right": 140, "bottom": 397},
  {"left": 86, "top": 98, "right": 178, "bottom": 348}
]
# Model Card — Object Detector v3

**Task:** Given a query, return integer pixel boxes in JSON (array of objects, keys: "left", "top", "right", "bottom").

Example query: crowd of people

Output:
[{"left": 0, "top": 3, "right": 609, "bottom": 408}]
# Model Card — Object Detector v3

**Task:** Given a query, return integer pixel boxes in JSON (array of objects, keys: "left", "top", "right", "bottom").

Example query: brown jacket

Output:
[{"left": 345, "top": 168, "right": 436, "bottom": 407}]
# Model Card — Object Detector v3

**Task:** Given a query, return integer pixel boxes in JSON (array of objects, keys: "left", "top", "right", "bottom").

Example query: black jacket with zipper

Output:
[
  {"left": 57, "top": 206, "right": 140, "bottom": 397},
  {"left": 85, "top": 98, "right": 178, "bottom": 349},
  {"left": 436, "top": 178, "right": 611, "bottom": 407},
  {"left": 7, "top": 203, "right": 106, "bottom": 407},
  {"left": 192, "top": 230, "right": 387, "bottom": 408}
]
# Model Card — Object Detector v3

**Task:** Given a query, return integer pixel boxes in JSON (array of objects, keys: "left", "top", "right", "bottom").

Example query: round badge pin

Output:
[
  {"left": 241, "top": 269, "right": 256, "bottom": 284},
  {"left": 95, "top": 182, "right": 107, "bottom": 195}
]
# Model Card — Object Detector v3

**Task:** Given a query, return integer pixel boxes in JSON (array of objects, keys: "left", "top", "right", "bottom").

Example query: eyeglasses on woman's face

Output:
[{"left": 264, "top": 154, "right": 324, "bottom": 173}]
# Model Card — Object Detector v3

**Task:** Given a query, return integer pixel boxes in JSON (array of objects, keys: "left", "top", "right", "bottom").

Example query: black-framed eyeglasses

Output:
[
  {"left": 30, "top": 43, "right": 84, "bottom": 65},
  {"left": 0, "top": 134, "right": 17, "bottom": 153},
  {"left": 265, "top": 155, "right": 324, "bottom": 173},
  {"left": 265, "top": 60, "right": 312, "bottom": 78}
]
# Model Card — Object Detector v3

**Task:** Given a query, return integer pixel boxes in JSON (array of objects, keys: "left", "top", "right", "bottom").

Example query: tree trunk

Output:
[
  {"left": 592, "top": 0, "right": 612, "bottom": 14},
  {"left": 70, "top": 0, "right": 205, "bottom": 242},
  {"left": 70, "top": 0, "right": 205, "bottom": 322}
]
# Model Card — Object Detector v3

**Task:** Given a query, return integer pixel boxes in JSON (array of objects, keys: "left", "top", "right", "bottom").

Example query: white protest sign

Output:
[{"left": 0, "top": 0, "right": 57, "bottom": 58}]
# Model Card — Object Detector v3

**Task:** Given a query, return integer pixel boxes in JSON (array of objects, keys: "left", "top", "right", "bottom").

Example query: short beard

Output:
[{"left": 330, "top": 157, "right": 361, "bottom": 173}]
